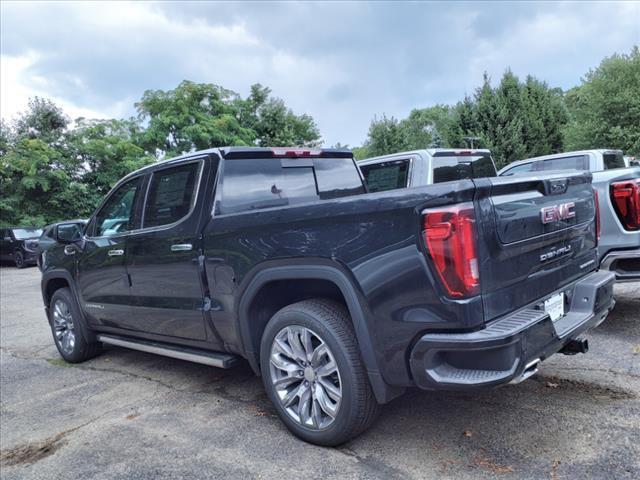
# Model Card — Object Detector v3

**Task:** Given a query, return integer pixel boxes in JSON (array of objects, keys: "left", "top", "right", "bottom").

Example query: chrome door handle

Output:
[
  {"left": 64, "top": 245, "right": 76, "bottom": 256},
  {"left": 108, "top": 249, "right": 124, "bottom": 256},
  {"left": 171, "top": 243, "right": 193, "bottom": 252}
]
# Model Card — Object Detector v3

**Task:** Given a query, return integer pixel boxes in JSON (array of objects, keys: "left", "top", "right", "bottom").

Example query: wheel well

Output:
[
  {"left": 44, "top": 278, "right": 70, "bottom": 306},
  {"left": 245, "top": 279, "right": 347, "bottom": 368}
]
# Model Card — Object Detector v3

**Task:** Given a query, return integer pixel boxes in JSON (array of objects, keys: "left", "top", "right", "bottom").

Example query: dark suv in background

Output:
[{"left": 0, "top": 227, "right": 42, "bottom": 268}]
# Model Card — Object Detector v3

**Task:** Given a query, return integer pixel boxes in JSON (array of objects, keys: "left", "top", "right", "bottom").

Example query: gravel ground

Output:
[{"left": 1, "top": 266, "right": 638, "bottom": 479}]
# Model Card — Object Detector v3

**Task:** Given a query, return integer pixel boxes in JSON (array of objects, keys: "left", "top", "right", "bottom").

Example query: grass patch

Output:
[{"left": 46, "top": 358, "right": 74, "bottom": 368}]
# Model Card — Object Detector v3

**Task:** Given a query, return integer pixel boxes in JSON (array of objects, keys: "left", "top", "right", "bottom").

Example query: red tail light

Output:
[
  {"left": 422, "top": 203, "right": 480, "bottom": 298},
  {"left": 593, "top": 188, "right": 600, "bottom": 244},
  {"left": 610, "top": 178, "right": 640, "bottom": 231}
]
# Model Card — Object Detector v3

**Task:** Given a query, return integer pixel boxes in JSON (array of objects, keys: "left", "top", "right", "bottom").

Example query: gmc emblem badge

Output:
[{"left": 540, "top": 202, "right": 576, "bottom": 224}]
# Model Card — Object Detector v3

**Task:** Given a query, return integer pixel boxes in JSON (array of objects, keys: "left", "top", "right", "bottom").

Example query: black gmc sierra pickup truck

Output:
[{"left": 41, "top": 147, "right": 616, "bottom": 445}]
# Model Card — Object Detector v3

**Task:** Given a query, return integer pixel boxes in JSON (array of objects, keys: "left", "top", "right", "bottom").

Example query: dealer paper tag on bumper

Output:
[{"left": 544, "top": 292, "right": 565, "bottom": 322}]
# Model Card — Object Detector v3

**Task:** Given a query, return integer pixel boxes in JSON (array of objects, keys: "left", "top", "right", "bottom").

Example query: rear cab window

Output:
[
  {"left": 432, "top": 152, "right": 497, "bottom": 184},
  {"left": 602, "top": 151, "right": 625, "bottom": 170},
  {"left": 540, "top": 155, "right": 589, "bottom": 171},
  {"left": 218, "top": 157, "right": 365, "bottom": 215},
  {"left": 360, "top": 159, "right": 410, "bottom": 192}
]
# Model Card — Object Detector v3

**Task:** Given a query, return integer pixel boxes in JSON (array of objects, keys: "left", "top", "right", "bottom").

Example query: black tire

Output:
[
  {"left": 260, "top": 299, "right": 380, "bottom": 446},
  {"left": 49, "top": 288, "right": 102, "bottom": 363},
  {"left": 14, "top": 251, "right": 25, "bottom": 268}
]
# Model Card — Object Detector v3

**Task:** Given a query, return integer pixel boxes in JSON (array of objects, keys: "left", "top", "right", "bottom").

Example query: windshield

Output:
[
  {"left": 12, "top": 228, "right": 43, "bottom": 239},
  {"left": 432, "top": 154, "right": 497, "bottom": 183}
]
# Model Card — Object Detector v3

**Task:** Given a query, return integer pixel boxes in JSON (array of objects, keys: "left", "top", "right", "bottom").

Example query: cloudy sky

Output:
[{"left": 1, "top": 1, "right": 639, "bottom": 146}]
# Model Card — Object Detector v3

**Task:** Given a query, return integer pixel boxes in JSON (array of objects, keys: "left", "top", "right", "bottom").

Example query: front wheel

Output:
[
  {"left": 49, "top": 288, "right": 102, "bottom": 363},
  {"left": 260, "top": 299, "right": 380, "bottom": 446},
  {"left": 14, "top": 251, "right": 25, "bottom": 268}
]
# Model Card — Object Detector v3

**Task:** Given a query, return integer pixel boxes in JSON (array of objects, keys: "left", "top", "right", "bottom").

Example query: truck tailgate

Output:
[{"left": 474, "top": 172, "right": 598, "bottom": 321}]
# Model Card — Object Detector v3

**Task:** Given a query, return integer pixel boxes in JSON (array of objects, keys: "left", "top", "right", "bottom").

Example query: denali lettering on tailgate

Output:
[
  {"left": 540, "top": 245, "right": 572, "bottom": 262},
  {"left": 540, "top": 202, "right": 576, "bottom": 224}
]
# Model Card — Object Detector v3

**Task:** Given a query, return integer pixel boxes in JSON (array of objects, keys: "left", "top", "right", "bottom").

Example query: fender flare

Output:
[
  {"left": 237, "top": 261, "right": 404, "bottom": 404},
  {"left": 41, "top": 269, "right": 78, "bottom": 306},
  {"left": 41, "top": 269, "right": 97, "bottom": 343}
]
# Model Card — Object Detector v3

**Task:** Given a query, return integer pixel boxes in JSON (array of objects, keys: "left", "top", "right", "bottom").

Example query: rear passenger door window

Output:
[
  {"left": 540, "top": 155, "right": 589, "bottom": 171},
  {"left": 143, "top": 162, "right": 200, "bottom": 229},
  {"left": 360, "top": 159, "right": 410, "bottom": 192},
  {"left": 501, "top": 163, "right": 535, "bottom": 176}
]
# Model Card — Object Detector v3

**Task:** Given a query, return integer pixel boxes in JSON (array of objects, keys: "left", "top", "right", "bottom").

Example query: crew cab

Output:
[
  {"left": 499, "top": 149, "right": 640, "bottom": 282},
  {"left": 358, "top": 148, "right": 497, "bottom": 192},
  {"left": 41, "top": 147, "right": 615, "bottom": 446}
]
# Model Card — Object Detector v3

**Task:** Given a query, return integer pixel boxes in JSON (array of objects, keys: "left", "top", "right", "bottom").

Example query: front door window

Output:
[{"left": 94, "top": 177, "right": 142, "bottom": 237}]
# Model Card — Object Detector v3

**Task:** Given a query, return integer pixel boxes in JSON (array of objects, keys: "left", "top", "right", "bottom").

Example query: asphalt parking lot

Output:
[{"left": 0, "top": 266, "right": 638, "bottom": 479}]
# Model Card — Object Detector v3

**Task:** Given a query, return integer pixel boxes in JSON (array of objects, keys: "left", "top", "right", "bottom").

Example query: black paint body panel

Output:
[{"left": 40, "top": 148, "right": 602, "bottom": 399}]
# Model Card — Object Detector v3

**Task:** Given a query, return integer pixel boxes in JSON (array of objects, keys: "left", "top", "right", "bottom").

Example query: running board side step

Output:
[{"left": 96, "top": 334, "right": 239, "bottom": 368}]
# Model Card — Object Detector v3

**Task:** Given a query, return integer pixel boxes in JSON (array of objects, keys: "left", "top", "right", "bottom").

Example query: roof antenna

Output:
[{"left": 463, "top": 136, "right": 480, "bottom": 149}]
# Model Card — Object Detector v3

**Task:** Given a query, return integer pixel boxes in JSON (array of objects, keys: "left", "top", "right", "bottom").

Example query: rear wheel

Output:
[
  {"left": 14, "top": 251, "right": 25, "bottom": 268},
  {"left": 260, "top": 299, "right": 380, "bottom": 446},
  {"left": 50, "top": 288, "right": 102, "bottom": 363}
]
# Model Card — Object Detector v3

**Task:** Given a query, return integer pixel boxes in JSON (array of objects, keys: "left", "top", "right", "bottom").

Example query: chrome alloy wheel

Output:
[
  {"left": 52, "top": 299, "right": 76, "bottom": 355},
  {"left": 269, "top": 325, "right": 342, "bottom": 430}
]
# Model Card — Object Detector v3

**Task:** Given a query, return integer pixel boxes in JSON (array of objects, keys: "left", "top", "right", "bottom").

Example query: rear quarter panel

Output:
[{"left": 203, "top": 180, "right": 483, "bottom": 386}]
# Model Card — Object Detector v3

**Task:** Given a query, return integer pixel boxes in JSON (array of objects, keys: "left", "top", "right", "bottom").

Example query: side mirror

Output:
[{"left": 56, "top": 223, "right": 83, "bottom": 244}]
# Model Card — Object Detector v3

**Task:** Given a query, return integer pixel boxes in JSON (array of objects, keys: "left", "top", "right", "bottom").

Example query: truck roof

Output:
[
  {"left": 498, "top": 149, "right": 623, "bottom": 174},
  {"left": 358, "top": 148, "right": 492, "bottom": 165},
  {"left": 127, "top": 147, "right": 353, "bottom": 178}
]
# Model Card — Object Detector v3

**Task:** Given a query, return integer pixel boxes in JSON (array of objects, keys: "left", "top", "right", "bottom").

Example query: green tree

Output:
[
  {"left": 447, "top": 95, "right": 482, "bottom": 149},
  {"left": 0, "top": 120, "right": 10, "bottom": 158},
  {"left": 493, "top": 70, "right": 528, "bottom": 165},
  {"left": 360, "top": 106, "right": 456, "bottom": 158},
  {"left": 564, "top": 46, "right": 640, "bottom": 156},
  {"left": 402, "top": 105, "right": 453, "bottom": 150},
  {"left": 237, "top": 84, "right": 321, "bottom": 147},
  {"left": 363, "top": 115, "right": 410, "bottom": 157},
  {"left": 447, "top": 71, "right": 569, "bottom": 168},
  {"left": 13, "top": 97, "right": 69, "bottom": 145},
  {"left": 351, "top": 145, "right": 370, "bottom": 160},
  {"left": 521, "top": 77, "right": 567, "bottom": 158},
  {"left": 136, "top": 80, "right": 256, "bottom": 157},
  {"left": 1, "top": 137, "right": 73, "bottom": 225},
  {"left": 68, "top": 118, "right": 154, "bottom": 202},
  {"left": 136, "top": 81, "right": 321, "bottom": 158},
  {"left": 1, "top": 98, "right": 78, "bottom": 225},
  {"left": 1, "top": 100, "right": 155, "bottom": 226}
]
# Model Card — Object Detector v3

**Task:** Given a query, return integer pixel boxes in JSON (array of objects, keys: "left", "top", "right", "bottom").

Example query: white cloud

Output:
[
  {"left": 1, "top": 52, "right": 121, "bottom": 122},
  {"left": 1, "top": 1, "right": 639, "bottom": 145}
]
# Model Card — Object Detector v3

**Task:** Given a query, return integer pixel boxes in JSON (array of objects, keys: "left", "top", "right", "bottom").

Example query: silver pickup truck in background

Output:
[
  {"left": 358, "top": 149, "right": 498, "bottom": 191},
  {"left": 499, "top": 149, "right": 640, "bottom": 283}
]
